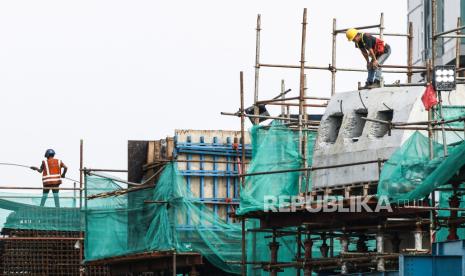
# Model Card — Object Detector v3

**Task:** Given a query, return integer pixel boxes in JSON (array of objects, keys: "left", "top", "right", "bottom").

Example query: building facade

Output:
[{"left": 408, "top": 0, "right": 465, "bottom": 80}]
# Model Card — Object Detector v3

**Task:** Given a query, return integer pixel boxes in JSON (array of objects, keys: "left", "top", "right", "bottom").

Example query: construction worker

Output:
[
  {"left": 346, "top": 28, "right": 391, "bottom": 88},
  {"left": 30, "top": 149, "right": 67, "bottom": 207}
]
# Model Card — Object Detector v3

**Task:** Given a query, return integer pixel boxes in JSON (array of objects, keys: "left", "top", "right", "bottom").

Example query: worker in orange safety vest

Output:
[{"left": 30, "top": 149, "right": 68, "bottom": 207}]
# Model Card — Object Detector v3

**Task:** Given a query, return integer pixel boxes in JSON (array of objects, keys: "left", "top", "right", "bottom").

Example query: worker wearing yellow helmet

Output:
[{"left": 346, "top": 28, "right": 391, "bottom": 88}]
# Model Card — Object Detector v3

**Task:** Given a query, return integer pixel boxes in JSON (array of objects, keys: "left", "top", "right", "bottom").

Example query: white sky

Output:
[{"left": 0, "top": 0, "right": 407, "bottom": 188}]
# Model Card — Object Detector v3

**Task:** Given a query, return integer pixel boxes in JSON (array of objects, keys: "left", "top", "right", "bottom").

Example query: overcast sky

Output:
[{"left": 0, "top": 0, "right": 407, "bottom": 188}]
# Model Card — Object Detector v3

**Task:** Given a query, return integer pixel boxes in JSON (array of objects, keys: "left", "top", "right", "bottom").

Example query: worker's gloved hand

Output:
[
  {"left": 372, "top": 59, "right": 379, "bottom": 68},
  {"left": 30, "top": 166, "right": 39, "bottom": 171}
]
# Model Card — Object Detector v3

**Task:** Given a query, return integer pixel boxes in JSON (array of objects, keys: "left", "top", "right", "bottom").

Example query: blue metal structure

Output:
[
  {"left": 399, "top": 240, "right": 465, "bottom": 276},
  {"left": 173, "top": 133, "right": 252, "bottom": 228}
]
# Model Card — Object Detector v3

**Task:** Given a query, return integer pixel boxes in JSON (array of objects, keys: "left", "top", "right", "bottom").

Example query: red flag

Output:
[{"left": 421, "top": 84, "right": 438, "bottom": 111}]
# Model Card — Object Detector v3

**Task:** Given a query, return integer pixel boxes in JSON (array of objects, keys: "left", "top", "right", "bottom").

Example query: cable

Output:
[
  {"left": 0, "top": 162, "right": 80, "bottom": 183},
  {"left": 357, "top": 91, "right": 367, "bottom": 110},
  {"left": 0, "top": 162, "right": 31, "bottom": 169}
]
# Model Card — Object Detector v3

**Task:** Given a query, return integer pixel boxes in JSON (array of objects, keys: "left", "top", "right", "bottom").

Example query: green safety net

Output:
[
  {"left": 432, "top": 106, "right": 465, "bottom": 242},
  {"left": 237, "top": 124, "right": 317, "bottom": 215},
  {"left": 377, "top": 131, "right": 465, "bottom": 201},
  {"left": 434, "top": 106, "right": 465, "bottom": 145},
  {"left": 85, "top": 163, "right": 243, "bottom": 273},
  {"left": 0, "top": 191, "right": 82, "bottom": 232},
  {"left": 0, "top": 166, "right": 126, "bottom": 232},
  {"left": 84, "top": 124, "right": 330, "bottom": 275},
  {"left": 377, "top": 106, "right": 465, "bottom": 201}
]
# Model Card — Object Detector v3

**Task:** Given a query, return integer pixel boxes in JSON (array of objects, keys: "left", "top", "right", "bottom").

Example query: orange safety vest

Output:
[
  {"left": 42, "top": 158, "right": 62, "bottom": 186},
  {"left": 357, "top": 32, "right": 385, "bottom": 56}
]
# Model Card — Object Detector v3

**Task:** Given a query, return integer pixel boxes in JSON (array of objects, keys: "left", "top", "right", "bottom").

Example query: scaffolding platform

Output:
[{"left": 86, "top": 251, "right": 203, "bottom": 276}]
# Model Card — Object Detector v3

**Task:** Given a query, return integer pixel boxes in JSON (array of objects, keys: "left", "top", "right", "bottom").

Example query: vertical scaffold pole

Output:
[
  {"left": 298, "top": 8, "right": 308, "bottom": 194},
  {"left": 430, "top": 0, "right": 437, "bottom": 249},
  {"left": 407, "top": 22, "right": 413, "bottom": 83},
  {"left": 431, "top": 0, "right": 437, "bottom": 68},
  {"left": 241, "top": 219, "right": 246, "bottom": 276},
  {"left": 430, "top": 0, "right": 447, "bottom": 156},
  {"left": 282, "top": 80, "right": 291, "bottom": 122},
  {"left": 303, "top": 75, "right": 310, "bottom": 194},
  {"left": 269, "top": 229, "right": 280, "bottom": 276},
  {"left": 426, "top": 59, "right": 434, "bottom": 160},
  {"left": 240, "top": 71, "right": 247, "bottom": 276},
  {"left": 240, "top": 71, "right": 246, "bottom": 189},
  {"left": 379, "top": 13, "right": 385, "bottom": 86},
  {"left": 281, "top": 79, "right": 286, "bottom": 116},
  {"left": 331, "top": 18, "right": 337, "bottom": 96},
  {"left": 79, "top": 139, "right": 84, "bottom": 276},
  {"left": 456, "top": 17, "right": 461, "bottom": 78},
  {"left": 296, "top": 228, "right": 302, "bottom": 276},
  {"left": 379, "top": 12, "right": 384, "bottom": 40},
  {"left": 303, "top": 231, "right": 313, "bottom": 276},
  {"left": 253, "top": 14, "right": 262, "bottom": 125},
  {"left": 172, "top": 251, "right": 177, "bottom": 276},
  {"left": 438, "top": 91, "right": 448, "bottom": 156},
  {"left": 80, "top": 139, "right": 83, "bottom": 209}
]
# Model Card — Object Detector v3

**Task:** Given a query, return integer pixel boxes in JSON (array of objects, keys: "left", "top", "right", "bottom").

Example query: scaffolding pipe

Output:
[
  {"left": 379, "top": 13, "right": 384, "bottom": 41},
  {"left": 80, "top": 139, "right": 84, "bottom": 210},
  {"left": 414, "top": 221, "right": 423, "bottom": 250},
  {"left": 239, "top": 159, "right": 386, "bottom": 177},
  {"left": 335, "top": 24, "right": 380, "bottom": 33},
  {"left": 256, "top": 96, "right": 327, "bottom": 105},
  {"left": 85, "top": 171, "right": 142, "bottom": 186},
  {"left": 263, "top": 102, "right": 327, "bottom": 108},
  {"left": 432, "top": 0, "right": 437, "bottom": 67},
  {"left": 331, "top": 18, "right": 337, "bottom": 96},
  {"left": 0, "top": 195, "right": 81, "bottom": 199},
  {"left": 82, "top": 168, "right": 127, "bottom": 173},
  {"left": 437, "top": 91, "right": 448, "bottom": 156},
  {"left": 259, "top": 63, "right": 426, "bottom": 72},
  {"left": 240, "top": 71, "right": 246, "bottom": 191},
  {"left": 280, "top": 80, "right": 286, "bottom": 116},
  {"left": 253, "top": 14, "right": 261, "bottom": 125},
  {"left": 0, "top": 237, "right": 84, "bottom": 241},
  {"left": 408, "top": 22, "right": 413, "bottom": 83},
  {"left": 172, "top": 251, "right": 176, "bottom": 276},
  {"left": 298, "top": 8, "right": 308, "bottom": 194},
  {"left": 0, "top": 186, "right": 82, "bottom": 190},
  {"left": 370, "top": 32, "right": 409, "bottom": 37},
  {"left": 393, "top": 126, "right": 463, "bottom": 131},
  {"left": 241, "top": 218, "right": 246, "bottom": 276},
  {"left": 457, "top": 18, "right": 462, "bottom": 79},
  {"left": 362, "top": 116, "right": 465, "bottom": 128},
  {"left": 340, "top": 236, "right": 349, "bottom": 274},
  {"left": 221, "top": 112, "right": 321, "bottom": 125},
  {"left": 441, "top": 34, "right": 465, "bottom": 38},
  {"left": 296, "top": 228, "right": 302, "bottom": 276},
  {"left": 434, "top": 25, "right": 465, "bottom": 38},
  {"left": 383, "top": 83, "right": 427, "bottom": 87},
  {"left": 376, "top": 230, "right": 385, "bottom": 272}
]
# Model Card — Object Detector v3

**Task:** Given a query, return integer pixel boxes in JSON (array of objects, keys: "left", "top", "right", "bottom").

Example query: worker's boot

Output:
[
  {"left": 373, "top": 79, "right": 382, "bottom": 88},
  {"left": 363, "top": 81, "right": 373, "bottom": 89}
]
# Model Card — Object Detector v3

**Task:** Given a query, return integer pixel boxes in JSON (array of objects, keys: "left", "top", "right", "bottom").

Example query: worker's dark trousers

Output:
[
  {"left": 367, "top": 46, "right": 392, "bottom": 83},
  {"left": 40, "top": 188, "right": 60, "bottom": 207}
]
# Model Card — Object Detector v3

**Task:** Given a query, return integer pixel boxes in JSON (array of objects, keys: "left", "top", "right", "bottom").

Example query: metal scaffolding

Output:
[{"left": 230, "top": 3, "right": 465, "bottom": 275}]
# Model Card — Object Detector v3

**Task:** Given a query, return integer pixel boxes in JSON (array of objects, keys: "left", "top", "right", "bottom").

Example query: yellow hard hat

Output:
[{"left": 346, "top": 28, "right": 358, "bottom": 41}]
